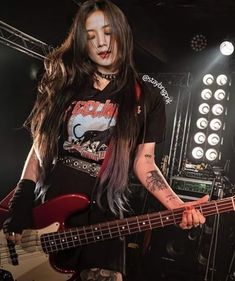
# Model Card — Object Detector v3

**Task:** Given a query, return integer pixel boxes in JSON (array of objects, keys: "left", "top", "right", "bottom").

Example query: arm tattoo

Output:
[
  {"left": 146, "top": 170, "right": 167, "bottom": 192},
  {"left": 166, "top": 194, "right": 177, "bottom": 204},
  {"left": 144, "top": 154, "right": 152, "bottom": 159}
]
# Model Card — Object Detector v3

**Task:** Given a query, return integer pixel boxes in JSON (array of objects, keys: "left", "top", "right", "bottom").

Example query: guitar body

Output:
[
  {"left": 0, "top": 194, "right": 89, "bottom": 281},
  {"left": 0, "top": 192, "right": 234, "bottom": 281}
]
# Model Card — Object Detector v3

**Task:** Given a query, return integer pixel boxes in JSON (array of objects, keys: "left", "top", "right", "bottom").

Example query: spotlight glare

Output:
[
  {"left": 205, "top": 148, "right": 218, "bottom": 161},
  {"left": 210, "top": 118, "right": 222, "bottom": 131},
  {"left": 220, "top": 41, "right": 234, "bottom": 56},
  {"left": 192, "top": 147, "right": 204, "bottom": 159},
  {"left": 196, "top": 118, "right": 208, "bottom": 129},
  {"left": 216, "top": 74, "right": 228, "bottom": 86},
  {"left": 212, "top": 104, "right": 224, "bottom": 116},
  {"left": 194, "top": 132, "right": 206, "bottom": 144},
  {"left": 207, "top": 133, "right": 220, "bottom": 146},
  {"left": 199, "top": 103, "right": 210, "bottom": 114},
  {"left": 203, "top": 74, "right": 214, "bottom": 85},
  {"left": 201, "top": 89, "right": 212, "bottom": 100},
  {"left": 214, "top": 89, "right": 226, "bottom": 101}
]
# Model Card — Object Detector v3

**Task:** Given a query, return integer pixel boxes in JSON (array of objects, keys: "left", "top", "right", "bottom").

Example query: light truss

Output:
[{"left": 0, "top": 20, "right": 53, "bottom": 60}]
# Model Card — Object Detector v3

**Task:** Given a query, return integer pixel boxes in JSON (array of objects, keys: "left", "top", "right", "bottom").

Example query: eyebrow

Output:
[{"left": 86, "top": 24, "right": 110, "bottom": 32}]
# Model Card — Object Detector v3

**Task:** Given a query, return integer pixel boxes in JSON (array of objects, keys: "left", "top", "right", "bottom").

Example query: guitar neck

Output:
[{"left": 40, "top": 196, "right": 235, "bottom": 254}]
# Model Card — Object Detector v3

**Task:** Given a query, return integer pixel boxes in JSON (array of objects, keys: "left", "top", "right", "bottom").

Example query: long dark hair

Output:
[{"left": 26, "top": 0, "right": 142, "bottom": 213}]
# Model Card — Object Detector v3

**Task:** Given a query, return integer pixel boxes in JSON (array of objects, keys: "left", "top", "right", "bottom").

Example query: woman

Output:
[{"left": 4, "top": 1, "right": 207, "bottom": 280}]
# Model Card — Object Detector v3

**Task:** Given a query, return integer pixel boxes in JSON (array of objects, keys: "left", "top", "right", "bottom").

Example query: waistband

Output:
[{"left": 57, "top": 156, "right": 101, "bottom": 177}]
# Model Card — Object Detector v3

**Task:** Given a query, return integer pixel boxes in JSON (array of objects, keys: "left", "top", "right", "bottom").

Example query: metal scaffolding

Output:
[{"left": 0, "top": 20, "right": 53, "bottom": 60}]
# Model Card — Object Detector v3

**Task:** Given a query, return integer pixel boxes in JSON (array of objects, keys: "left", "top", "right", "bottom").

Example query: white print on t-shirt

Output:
[{"left": 63, "top": 99, "right": 117, "bottom": 161}]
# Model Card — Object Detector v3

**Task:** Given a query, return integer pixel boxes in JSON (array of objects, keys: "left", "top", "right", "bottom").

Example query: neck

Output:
[{"left": 96, "top": 70, "right": 117, "bottom": 81}]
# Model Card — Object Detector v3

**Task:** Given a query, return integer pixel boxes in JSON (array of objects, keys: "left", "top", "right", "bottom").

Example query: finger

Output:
[
  {"left": 192, "top": 209, "right": 200, "bottom": 227},
  {"left": 179, "top": 210, "right": 192, "bottom": 229},
  {"left": 192, "top": 195, "right": 209, "bottom": 206},
  {"left": 5, "top": 233, "right": 22, "bottom": 244},
  {"left": 185, "top": 207, "right": 193, "bottom": 227},
  {"left": 196, "top": 209, "right": 206, "bottom": 224}
]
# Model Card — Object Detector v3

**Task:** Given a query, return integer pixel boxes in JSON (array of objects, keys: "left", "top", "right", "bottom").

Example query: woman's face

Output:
[{"left": 85, "top": 10, "right": 118, "bottom": 73}]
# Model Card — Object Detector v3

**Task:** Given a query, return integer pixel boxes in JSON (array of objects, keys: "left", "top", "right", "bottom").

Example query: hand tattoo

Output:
[{"left": 146, "top": 170, "right": 167, "bottom": 192}]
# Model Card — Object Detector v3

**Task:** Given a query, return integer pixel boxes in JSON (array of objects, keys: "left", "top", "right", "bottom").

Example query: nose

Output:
[{"left": 96, "top": 31, "right": 107, "bottom": 47}]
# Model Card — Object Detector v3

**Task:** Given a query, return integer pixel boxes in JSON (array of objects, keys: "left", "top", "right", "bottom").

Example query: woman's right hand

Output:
[{"left": 5, "top": 232, "right": 22, "bottom": 244}]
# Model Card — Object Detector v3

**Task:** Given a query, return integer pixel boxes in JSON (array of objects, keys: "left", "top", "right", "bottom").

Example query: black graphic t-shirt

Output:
[
  {"left": 44, "top": 80, "right": 166, "bottom": 274},
  {"left": 58, "top": 80, "right": 165, "bottom": 164}
]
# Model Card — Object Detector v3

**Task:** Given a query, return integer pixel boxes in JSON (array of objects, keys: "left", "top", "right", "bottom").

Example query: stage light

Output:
[
  {"left": 220, "top": 41, "right": 234, "bottom": 56},
  {"left": 205, "top": 148, "right": 218, "bottom": 161},
  {"left": 212, "top": 104, "right": 224, "bottom": 116},
  {"left": 194, "top": 132, "right": 206, "bottom": 144},
  {"left": 192, "top": 147, "right": 204, "bottom": 159},
  {"left": 191, "top": 34, "right": 207, "bottom": 52},
  {"left": 199, "top": 103, "right": 210, "bottom": 114},
  {"left": 214, "top": 89, "right": 226, "bottom": 101},
  {"left": 210, "top": 118, "right": 222, "bottom": 131},
  {"left": 203, "top": 74, "right": 214, "bottom": 85},
  {"left": 196, "top": 118, "right": 208, "bottom": 129},
  {"left": 216, "top": 74, "right": 228, "bottom": 86},
  {"left": 201, "top": 89, "right": 212, "bottom": 100},
  {"left": 207, "top": 133, "right": 220, "bottom": 146}
]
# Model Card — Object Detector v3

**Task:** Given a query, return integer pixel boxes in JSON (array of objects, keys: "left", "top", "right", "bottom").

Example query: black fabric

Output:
[
  {"left": 3, "top": 179, "right": 36, "bottom": 234},
  {"left": 38, "top": 80, "right": 166, "bottom": 274}
]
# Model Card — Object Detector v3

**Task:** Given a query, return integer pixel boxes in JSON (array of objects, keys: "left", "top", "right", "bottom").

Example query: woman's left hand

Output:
[{"left": 179, "top": 195, "right": 209, "bottom": 229}]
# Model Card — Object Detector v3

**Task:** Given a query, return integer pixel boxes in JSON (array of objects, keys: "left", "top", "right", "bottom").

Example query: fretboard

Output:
[{"left": 41, "top": 196, "right": 235, "bottom": 254}]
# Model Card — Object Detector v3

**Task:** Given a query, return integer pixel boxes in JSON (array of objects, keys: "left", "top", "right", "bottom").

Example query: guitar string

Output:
[
  {"left": 0, "top": 200, "right": 232, "bottom": 259},
  {"left": 0, "top": 200, "right": 232, "bottom": 257},
  {"left": 0, "top": 199, "right": 233, "bottom": 261}
]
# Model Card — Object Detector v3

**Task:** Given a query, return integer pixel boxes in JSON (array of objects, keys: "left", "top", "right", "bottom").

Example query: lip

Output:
[{"left": 98, "top": 51, "right": 111, "bottom": 59}]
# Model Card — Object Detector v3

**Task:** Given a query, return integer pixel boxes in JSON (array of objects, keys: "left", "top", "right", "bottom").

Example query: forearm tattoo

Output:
[
  {"left": 146, "top": 170, "right": 167, "bottom": 192},
  {"left": 166, "top": 194, "right": 177, "bottom": 204}
]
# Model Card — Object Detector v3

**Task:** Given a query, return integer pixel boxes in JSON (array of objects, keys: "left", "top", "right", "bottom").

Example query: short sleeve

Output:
[{"left": 137, "top": 84, "right": 166, "bottom": 144}]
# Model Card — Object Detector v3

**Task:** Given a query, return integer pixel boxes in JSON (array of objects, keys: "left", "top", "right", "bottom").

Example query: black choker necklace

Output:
[{"left": 96, "top": 70, "right": 117, "bottom": 81}]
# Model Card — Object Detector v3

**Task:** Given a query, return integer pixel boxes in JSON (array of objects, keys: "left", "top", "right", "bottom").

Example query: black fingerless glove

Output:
[{"left": 3, "top": 179, "right": 36, "bottom": 234}]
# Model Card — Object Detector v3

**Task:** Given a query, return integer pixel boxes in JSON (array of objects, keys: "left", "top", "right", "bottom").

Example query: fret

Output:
[
  {"left": 79, "top": 226, "right": 89, "bottom": 245},
  {"left": 85, "top": 226, "right": 97, "bottom": 243},
  {"left": 51, "top": 232, "right": 59, "bottom": 252},
  {"left": 107, "top": 222, "right": 113, "bottom": 238},
  {"left": 136, "top": 217, "right": 141, "bottom": 232},
  {"left": 68, "top": 229, "right": 76, "bottom": 248},
  {"left": 231, "top": 197, "right": 235, "bottom": 211},
  {"left": 92, "top": 225, "right": 103, "bottom": 242},
  {"left": 159, "top": 212, "right": 164, "bottom": 227},
  {"left": 147, "top": 214, "right": 152, "bottom": 229},
  {"left": 58, "top": 232, "right": 68, "bottom": 250},
  {"left": 125, "top": 218, "right": 131, "bottom": 234},
  {"left": 214, "top": 201, "right": 219, "bottom": 214},
  {"left": 40, "top": 234, "right": 50, "bottom": 254},
  {"left": 162, "top": 213, "right": 173, "bottom": 226},
  {"left": 172, "top": 210, "right": 176, "bottom": 224},
  {"left": 98, "top": 224, "right": 104, "bottom": 240},
  {"left": 72, "top": 229, "right": 81, "bottom": 245},
  {"left": 138, "top": 216, "right": 149, "bottom": 231},
  {"left": 100, "top": 223, "right": 113, "bottom": 239},
  {"left": 118, "top": 220, "right": 129, "bottom": 236},
  {"left": 115, "top": 221, "right": 122, "bottom": 237}
]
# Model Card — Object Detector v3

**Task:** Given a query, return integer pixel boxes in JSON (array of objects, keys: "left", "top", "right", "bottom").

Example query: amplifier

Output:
[{"left": 170, "top": 176, "right": 214, "bottom": 201}]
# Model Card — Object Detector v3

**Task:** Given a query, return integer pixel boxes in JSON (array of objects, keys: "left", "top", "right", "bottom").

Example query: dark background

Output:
[{"left": 1, "top": 1, "right": 235, "bottom": 280}]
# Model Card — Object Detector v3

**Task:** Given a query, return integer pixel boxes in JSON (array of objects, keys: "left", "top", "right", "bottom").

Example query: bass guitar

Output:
[{"left": 0, "top": 193, "right": 234, "bottom": 281}]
